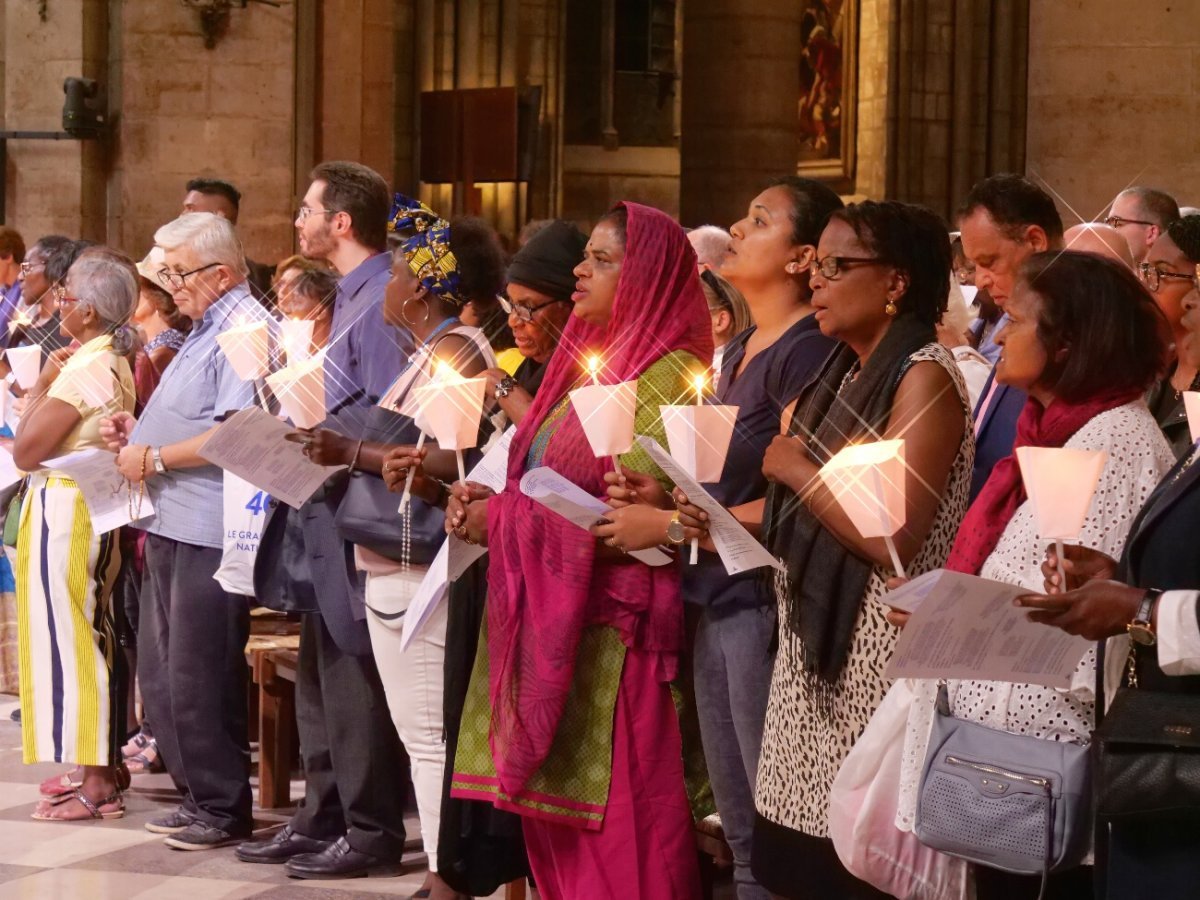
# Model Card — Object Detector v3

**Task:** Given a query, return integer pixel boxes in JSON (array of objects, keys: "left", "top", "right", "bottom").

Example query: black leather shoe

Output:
[
  {"left": 236, "top": 825, "right": 332, "bottom": 864},
  {"left": 284, "top": 836, "right": 402, "bottom": 879}
]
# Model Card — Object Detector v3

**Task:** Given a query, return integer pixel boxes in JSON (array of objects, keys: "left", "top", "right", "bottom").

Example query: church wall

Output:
[{"left": 1026, "top": 2, "right": 1200, "bottom": 219}]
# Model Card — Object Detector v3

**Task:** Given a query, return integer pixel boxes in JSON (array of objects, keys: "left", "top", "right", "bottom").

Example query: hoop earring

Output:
[
  {"left": 884, "top": 299, "right": 899, "bottom": 317},
  {"left": 401, "top": 295, "right": 431, "bottom": 327}
]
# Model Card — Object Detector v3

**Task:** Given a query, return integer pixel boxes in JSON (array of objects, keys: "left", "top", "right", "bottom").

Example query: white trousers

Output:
[{"left": 365, "top": 567, "right": 448, "bottom": 872}]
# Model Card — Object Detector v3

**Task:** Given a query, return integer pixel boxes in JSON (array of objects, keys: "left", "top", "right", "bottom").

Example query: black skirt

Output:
[{"left": 751, "top": 813, "right": 891, "bottom": 900}]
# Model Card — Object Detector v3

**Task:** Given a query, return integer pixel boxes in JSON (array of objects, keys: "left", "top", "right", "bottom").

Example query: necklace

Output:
[{"left": 127, "top": 448, "right": 148, "bottom": 520}]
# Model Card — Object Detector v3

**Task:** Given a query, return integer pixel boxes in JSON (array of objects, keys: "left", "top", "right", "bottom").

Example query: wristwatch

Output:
[
  {"left": 151, "top": 446, "right": 168, "bottom": 476},
  {"left": 494, "top": 375, "right": 517, "bottom": 399},
  {"left": 666, "top": 513, "right": 687, "bottom": 546},
  {"left": 1127, "top": 588, "right": 1162, "bottom": 646}
]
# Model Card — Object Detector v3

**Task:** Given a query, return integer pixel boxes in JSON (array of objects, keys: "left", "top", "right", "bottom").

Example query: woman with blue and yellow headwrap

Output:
[{"left": 299, "top": 194, "right": 505, "bottom": 900}]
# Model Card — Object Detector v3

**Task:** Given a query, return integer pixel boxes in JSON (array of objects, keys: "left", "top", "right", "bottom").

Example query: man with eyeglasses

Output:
[
  {"left": 238, "top": 162, "right": 412, "bottom": 879},
  {"left": 100, "top": 212, "right": 274, "bottom": 851},
  {"left": 0, "top": 227, "right": 25, "bottom": 343},
  {"left": 1105, "top": 186, "right": 1181, "bottom": 265},
  {"left": 957, "top": 173, "right": 1064, "bottom": 501}
]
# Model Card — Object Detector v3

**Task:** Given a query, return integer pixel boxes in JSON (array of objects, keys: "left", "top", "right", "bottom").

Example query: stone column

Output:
[
  {"left": 680, "top": 0, "right": 801, "bottom": 228},
  {"left": 3, "top": 0, "right": 109, "bottom": 239}
]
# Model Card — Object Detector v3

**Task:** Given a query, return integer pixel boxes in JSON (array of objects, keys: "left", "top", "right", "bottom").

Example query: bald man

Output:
[
  {"left": 1105, "top": 187, "right": 1180, "bottom": 264},
  {"left": 1064, "top": 222, "right": 1136, "bottom": 267}
]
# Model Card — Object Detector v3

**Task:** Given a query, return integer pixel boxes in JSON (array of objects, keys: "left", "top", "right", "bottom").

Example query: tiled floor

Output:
[{"left": 0, "top": 694, "right": 493, "bottom": 899}]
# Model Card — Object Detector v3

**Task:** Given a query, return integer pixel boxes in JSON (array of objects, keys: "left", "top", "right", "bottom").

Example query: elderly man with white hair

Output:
[{"left": 101, "top": 212, "right": 272, "bottom": 850}]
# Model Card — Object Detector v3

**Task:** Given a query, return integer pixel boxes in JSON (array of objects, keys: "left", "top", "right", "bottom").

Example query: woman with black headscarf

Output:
[{"left": 483, "top": 220, "right": 587, "bottom": 425}]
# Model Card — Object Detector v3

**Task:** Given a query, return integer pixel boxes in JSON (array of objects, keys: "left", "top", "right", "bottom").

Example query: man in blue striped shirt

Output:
[{"left": 108, "top": 212, "right": 273, "bottom": 850}]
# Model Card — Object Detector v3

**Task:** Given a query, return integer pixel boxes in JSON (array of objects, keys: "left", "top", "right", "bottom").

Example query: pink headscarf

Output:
[{"left": 485, "top": 202, "right": 713, "bottom": 796}]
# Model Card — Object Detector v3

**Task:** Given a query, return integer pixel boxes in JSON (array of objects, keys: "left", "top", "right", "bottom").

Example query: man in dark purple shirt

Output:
[{"left": 239, "top": 162, "right": 413, "bottom": 878}]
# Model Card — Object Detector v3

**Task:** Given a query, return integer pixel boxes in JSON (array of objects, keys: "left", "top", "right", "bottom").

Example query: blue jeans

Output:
[{"left": 693, "top": 603, "right": 776, "bottom": 900}]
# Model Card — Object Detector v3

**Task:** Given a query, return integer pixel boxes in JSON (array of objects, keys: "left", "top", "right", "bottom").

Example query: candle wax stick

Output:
[
  {"left": 1055, "top": 539, "right": 1067, "bottom": 593},
  {"left": 610, "top": 454, "right": 622, "bottom": 476},
  {"left": 398, "top": 432, "right": 427, "bottom": 513},
  {"left": 689, "top": 537, "right": 699, "bottom": 565},
  {"left": 884, "top": 534, "right": 907, "bottom": 580},
  {"left": 456, "top": 449, "right": 467, "bottom": 484}
]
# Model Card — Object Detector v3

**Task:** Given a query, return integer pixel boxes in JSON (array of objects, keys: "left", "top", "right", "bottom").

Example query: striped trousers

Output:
[{"left": 16, "top": 474, "right": 121, "bottom": 766}]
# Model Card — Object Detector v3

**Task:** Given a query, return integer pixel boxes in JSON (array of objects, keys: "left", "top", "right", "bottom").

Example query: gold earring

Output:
[{"left": 884, "top": 299, "right": 898, "bottom": 317}]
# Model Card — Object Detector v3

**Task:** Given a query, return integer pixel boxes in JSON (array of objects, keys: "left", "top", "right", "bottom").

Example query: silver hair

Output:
[
  {"left": 154, "top": 212, "right": 249, "bottom": 278},
  {"left": 66, "top": 254, "right": 139, "bottom": 352},
  {"left": 687, "top": 225, "right": 732, "bottom": 270}
]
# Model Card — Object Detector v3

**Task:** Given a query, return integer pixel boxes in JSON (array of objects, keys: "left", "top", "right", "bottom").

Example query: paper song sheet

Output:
[
  {"left": 43, "top": 448, "right": 155, "bottom": 535},
  {"left": 883, "top": 569, "right": 1092, "bottom": 689},
  {"left": 399, "top": 427, "right": 514, "bottom": 652},
  {"left": 198, "top": 408, "right": 344, "bottom": 509},
  {"left": 636, "top": 436, "right": 783, "bottom": 576},
  {"left": 520, "top": 466, "right": 672, "bottom": 567}
]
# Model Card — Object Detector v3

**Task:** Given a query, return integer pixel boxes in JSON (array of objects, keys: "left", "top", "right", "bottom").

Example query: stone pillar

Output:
[
  {"left": 680, "top": 0, "right": 800, "bottom": 228},
  {"left": 3, "top": 0, "right": 109, "bottom": 239},
  {"left": 316, "top": 0, "right": 395, "bottom": 182}
]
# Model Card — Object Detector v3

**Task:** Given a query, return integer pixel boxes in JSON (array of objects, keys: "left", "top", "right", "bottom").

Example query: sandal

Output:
[
  {"left": 31, "top": 788, "right": 124, "bottom": 821},
  {"left": 125, "top": 736, "right": 163, "bottom": 774},
  {"left": 38, "top": 767, "right": 83, "bottom": 799}
]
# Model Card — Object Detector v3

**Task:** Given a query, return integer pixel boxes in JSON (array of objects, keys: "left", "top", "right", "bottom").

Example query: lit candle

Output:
[
  {"left": 693, "top": 372, "right": 706, "bottom": 407},
  {"left": 404, "top": 360, "right": 489, "bottom": 511},
  {"left": 588, "top": 355, "right": 602, "bottom": 386}
]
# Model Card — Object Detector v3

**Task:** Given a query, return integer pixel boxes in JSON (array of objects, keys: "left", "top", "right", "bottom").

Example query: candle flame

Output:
[
  {"left": 587, "top": 355, "right": 601, "bottom": 377},
  {"left": 433, "top": 359, "right": 461, "bottom": 383},
  {"left": 693, "top": 372, "right": 706, "bottom": 395}
]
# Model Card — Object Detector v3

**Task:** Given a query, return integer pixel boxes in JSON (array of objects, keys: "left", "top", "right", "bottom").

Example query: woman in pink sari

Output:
[{"left": 445, "top": 202, "right": 711, "bottom": 898}]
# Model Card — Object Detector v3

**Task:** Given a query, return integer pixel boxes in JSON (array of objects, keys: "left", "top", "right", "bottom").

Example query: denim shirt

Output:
[
  {"left": 322, "top": 251, "right": 413, "bottom": 435},
  {"left": 130, "top": 283, "right": 271, "bottom": 548}
]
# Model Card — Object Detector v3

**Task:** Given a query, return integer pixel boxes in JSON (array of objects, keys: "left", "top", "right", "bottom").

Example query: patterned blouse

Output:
[
  {"left": 755, "top": 343, "right": 975, "bottom": 838},
  {"left": 896, "top": 401, "right": 1174, "bottom": 834},
  {"left": 144, "top": 328, "right": 187, "bottom": 355}
]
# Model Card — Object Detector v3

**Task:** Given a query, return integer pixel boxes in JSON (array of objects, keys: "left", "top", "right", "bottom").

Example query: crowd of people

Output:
[{"left": 0, "top": 163, "right": 1196, "bottom": 900}]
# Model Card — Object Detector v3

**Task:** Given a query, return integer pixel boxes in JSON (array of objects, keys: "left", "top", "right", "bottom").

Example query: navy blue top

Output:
[{"left": 681, "top": 314, "right": 835, "bottom": 611}]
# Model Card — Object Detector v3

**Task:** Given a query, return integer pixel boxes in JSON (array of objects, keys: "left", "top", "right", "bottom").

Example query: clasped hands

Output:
[{"left": 587, "top": 467, "right": 709, "bottom": 555}]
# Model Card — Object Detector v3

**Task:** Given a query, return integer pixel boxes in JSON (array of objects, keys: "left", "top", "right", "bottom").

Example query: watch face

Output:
[
  {"left": 666, "top": 520, "right": 686, "bottom": 544},
  {"left": 1128, "top": 624, "right": 1157, "bottom": 647}
]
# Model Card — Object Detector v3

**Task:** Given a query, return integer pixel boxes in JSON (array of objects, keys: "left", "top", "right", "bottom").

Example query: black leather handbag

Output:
[
  {"left": 1092, "top": 686, "right": 1200, "bottom": 819},
  {"left": 333, "top": 404, "right": 446, "bottom": 564}
]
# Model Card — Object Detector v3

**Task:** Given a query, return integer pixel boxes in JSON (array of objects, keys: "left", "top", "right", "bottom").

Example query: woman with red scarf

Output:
[
  {"left": 893, "top": 251, "right": 1174, "bottom": 900},
  {"left": 444, "top": 202, "right": 710, "bottom": 898}
]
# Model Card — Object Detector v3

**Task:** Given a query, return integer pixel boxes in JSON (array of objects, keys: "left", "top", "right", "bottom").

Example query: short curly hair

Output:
[{"left": 829, "top": 200, "right": 953, "bottom": 328}]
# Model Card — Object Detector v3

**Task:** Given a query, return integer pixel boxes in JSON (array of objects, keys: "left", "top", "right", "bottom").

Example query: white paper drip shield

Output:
[
  {"left": 265, "top": 353, "right": 326, "bottom": 429},
  {"left": 1014, "top": 446, "right": 1107, "bottom": 541},
  {"left": 70, "top": 347, "right": 117, "bottom": 408},
  {"left": 1185, "top": 390, "right": 1200, "bottom": 443},
  {"left": 216, "top": 320, "right": 270, "bottom": 380},
  {"left": 569, "top": 381, "right": 638, "bottom": 457},
  {"left": 5, "top": 345, "right": 40, "bottom": 391},
  {"left": 279, "top": 319, "right": 315, "bottom": 363},
  {"left": 816, "top": 438, "right": 907, "bottom": 538},
  {"left": 411, "top": 374, "right": 488, "bottom": 451},
  {"left": 660, "top": 404, "right": 738, "bottom": 483}
]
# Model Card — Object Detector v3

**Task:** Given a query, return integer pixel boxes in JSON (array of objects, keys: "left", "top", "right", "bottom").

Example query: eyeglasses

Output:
[
  {"left": 498, "top": 294, "right": 570, "bottom": 324},
  {"left": 53, "top": 285, "right": 85, "bottom": 309},
  {"left": 296, "top": 206, "right": 339, "bottom": 222},
  {"left": 157, "top": 262, "right": 221, "bottom": 290},
  {"left": 18, "top": 260, "right": 43, "bottom": 276},
  {"left": 808, "top": 255, "right": 887, "bottom": 280},
  {"left": 1137, "top": 262, "right": 1200, "bottom": 293},
  {"left": 1103, "top": 215, "right": 1155, "bottom": 229}
]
